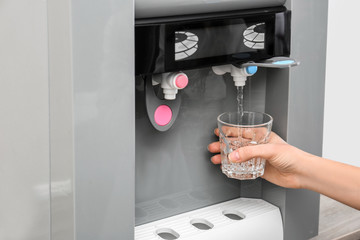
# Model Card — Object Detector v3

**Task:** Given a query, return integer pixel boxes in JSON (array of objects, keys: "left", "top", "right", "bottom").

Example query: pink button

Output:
[
  {"left": 154, "top": 105, "right": 172, "bottom": 126},
  {"left": 175, "top": 74, "right": 188, "bottom": 89}
]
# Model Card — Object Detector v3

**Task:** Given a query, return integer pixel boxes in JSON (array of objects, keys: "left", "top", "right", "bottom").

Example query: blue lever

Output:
[{"left": 246, "top": 66, "right": 258, "bottom": 75}]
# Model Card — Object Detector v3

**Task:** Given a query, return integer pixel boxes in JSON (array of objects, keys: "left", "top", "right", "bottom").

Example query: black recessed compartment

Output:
[{"left": 135, "top": 6, "right": 291, "bottom": 75}]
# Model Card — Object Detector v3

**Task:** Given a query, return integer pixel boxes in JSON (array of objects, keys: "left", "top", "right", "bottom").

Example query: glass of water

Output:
[{"left": 217, "top": 111, "right": 273, "bottom": 180}]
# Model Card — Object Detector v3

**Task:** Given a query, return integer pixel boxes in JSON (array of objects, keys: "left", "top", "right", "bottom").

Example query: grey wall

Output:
[
  {"left": 0, "top": 1, "right": 51, "bottom": 239},
  {"left": 323, "top": 0, "right": 360, "bottom": 167}
]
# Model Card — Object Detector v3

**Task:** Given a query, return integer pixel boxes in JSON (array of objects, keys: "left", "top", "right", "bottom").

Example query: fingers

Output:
[
  {"left": 216, "top": 127, "right": 286, "bottom": 145},
  {"left": 217, "top": 126, "right": 270, "bottom": 142},
  {"left": 218, "top": 126, "right": 250, "bottom": 138},
  {"left": 208, "top": 142, "right": 221, "bottom": 164},
  {"left": 208, "top": 142, "right": 220, "bottom": 153},
  {"left": 208, "top": 139, "right": 221, "bottom": 164},
  {"left": 229, "top": 144, "right": 277, "bottom": 163},
  {"left": 211, "top": 154, "right": 221, "bottom": 164}
]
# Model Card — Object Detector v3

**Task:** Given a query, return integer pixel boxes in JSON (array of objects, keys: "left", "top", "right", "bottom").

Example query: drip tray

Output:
[{"left": 135, "top": 198, "right": 283, "bottom": 240}]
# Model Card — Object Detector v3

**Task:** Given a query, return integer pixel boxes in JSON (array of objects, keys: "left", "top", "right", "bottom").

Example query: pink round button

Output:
[
  {"left": 154, "top": 105, "right": 172, "bottom": 126},
  {"left": 175, "top": 74, "right": 188, "bottom": 89}
]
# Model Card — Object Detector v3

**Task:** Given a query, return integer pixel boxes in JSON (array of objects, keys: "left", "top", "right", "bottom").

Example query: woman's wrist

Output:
[{"left": 294, "top": 151, "right": 322, "bottom": 190}]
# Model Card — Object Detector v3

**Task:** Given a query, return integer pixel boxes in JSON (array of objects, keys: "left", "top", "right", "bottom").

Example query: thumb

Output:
[{"left": 229, "top": 144, "right": 276, "bottom": 163}]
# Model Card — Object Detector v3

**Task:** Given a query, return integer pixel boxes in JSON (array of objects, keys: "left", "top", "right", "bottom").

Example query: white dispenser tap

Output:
[
  {"left": 153, "top": 72, "right": 189, "bottom": 100},
  {"left": 212, "top": 65, "right": 258, "bottom": 87}
]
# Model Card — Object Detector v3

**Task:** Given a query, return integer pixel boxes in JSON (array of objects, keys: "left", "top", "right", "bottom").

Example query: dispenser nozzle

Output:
[
  {"left": 153, "top": 72, "right": 189, "bottom": 100},
  {"left": 212, "top": 65, "right": 257, "bottom": 87}
]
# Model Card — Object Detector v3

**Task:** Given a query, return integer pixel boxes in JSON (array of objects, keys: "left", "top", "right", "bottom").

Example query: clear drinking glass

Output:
[{"left": 217, "top": 111, "right": 273, "bottom": 180}]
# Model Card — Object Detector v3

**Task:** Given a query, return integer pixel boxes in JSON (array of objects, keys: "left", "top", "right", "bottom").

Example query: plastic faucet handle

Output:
[
  {"left": 246, "top": 66, "right": 258, "bottom": 75},
  {"left": 241, "top": 57, "right": 300, "bottom": 69},
  {"left": 159, "top": 72, "right": 189, "bottom": 100},
  {"left": 174, "top": 74, "right": 188, "bottom": 89}
]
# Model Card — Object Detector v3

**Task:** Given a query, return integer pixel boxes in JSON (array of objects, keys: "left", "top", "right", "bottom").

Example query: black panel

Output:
[{"left": 135, "top": 7, "right": 290, "bottom": 75}]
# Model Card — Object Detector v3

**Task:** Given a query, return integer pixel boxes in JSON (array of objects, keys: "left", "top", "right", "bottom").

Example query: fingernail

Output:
[{"left": 229, "top": 151, "right": 240, "bottom": 162}]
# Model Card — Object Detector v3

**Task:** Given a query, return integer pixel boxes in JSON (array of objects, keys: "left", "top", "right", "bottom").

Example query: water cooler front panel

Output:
[{"left": 135, "top": 68, "right": 267, "bottom": 225}]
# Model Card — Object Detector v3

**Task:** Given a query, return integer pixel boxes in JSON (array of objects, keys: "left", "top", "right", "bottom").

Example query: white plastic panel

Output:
[{"left": 135, "top": 198, "right": 283, "bottom": 240}]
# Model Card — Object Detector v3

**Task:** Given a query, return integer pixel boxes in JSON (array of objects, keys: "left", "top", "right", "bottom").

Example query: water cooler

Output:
[{"left": 47, "top": 0, "right": 328, "bottom": 240}]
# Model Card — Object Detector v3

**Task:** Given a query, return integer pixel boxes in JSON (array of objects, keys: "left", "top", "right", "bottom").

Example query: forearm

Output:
[{"left": 300, "top": 156, "right": 360, "bottom": 210}]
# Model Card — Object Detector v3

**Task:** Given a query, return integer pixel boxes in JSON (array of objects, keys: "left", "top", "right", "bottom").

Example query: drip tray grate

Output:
[{"left": 135, "top": 197, "right": 283, "bottom": 240}]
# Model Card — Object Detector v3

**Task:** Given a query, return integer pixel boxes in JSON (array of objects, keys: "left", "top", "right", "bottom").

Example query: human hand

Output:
[{"left": 208, "top": 129, "right": 315, "bottom": 189}]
